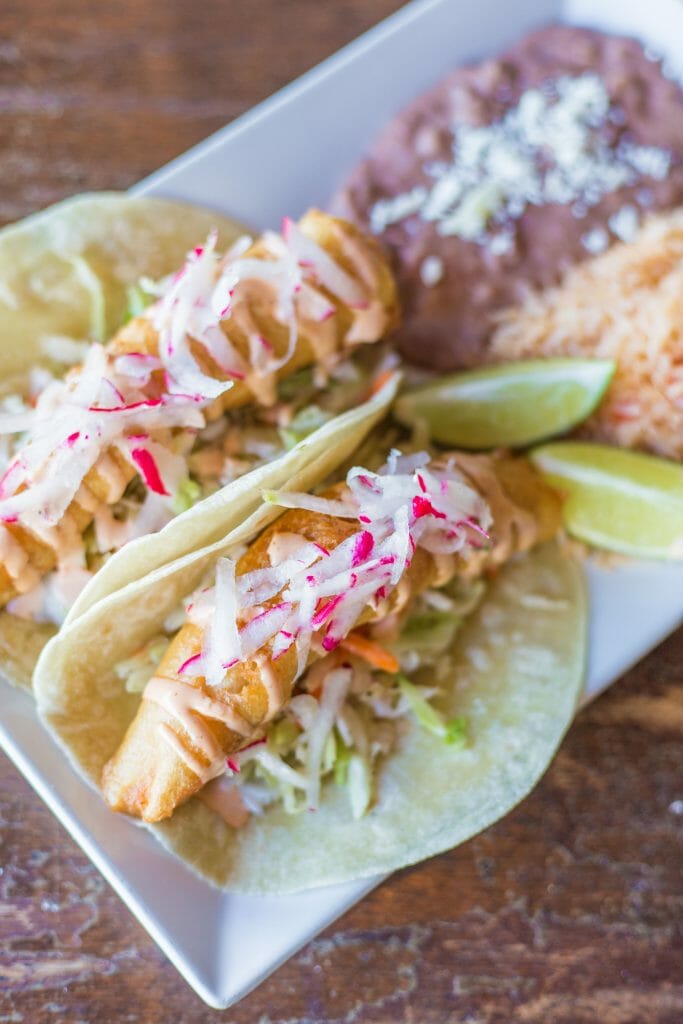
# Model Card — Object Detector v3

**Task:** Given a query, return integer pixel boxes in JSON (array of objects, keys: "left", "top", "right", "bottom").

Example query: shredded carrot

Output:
[
  {"left": 340, "top": 632, "right": 400, "bottom": 674},
  {"left": 367, "top": 368, "right": 395, "bottom": 398}
]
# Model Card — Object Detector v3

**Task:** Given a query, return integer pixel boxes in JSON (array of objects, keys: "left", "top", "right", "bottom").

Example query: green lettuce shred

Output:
[
  {"left": 171, "top": 477, "right": 203, "bottom": 515},
  {"left": 267, "top": 718, "right": 300, "bottom": 755},
  {"left": 333, "top": 736, "right": 351, "bottom": 787},
  {"left": 392, "top": 609, "right": 461, "bottom": 662},
  {"left": 398, "top": 676, "right": 468, "bottom": 747},
  {"left": 115, "top": 637, "right": 170, "bottom": 693},
  {"left": 277, "top": 366, "right": 314, "bottom": 403},
  {"left": 347, "top": 753, "right": 372, "bottom": 819},
  {"left": 278, "top": 405, "right": 334, "bottom": 450},
  {"left": 123, "top": 281, "right": 155, "bottom": 324}
]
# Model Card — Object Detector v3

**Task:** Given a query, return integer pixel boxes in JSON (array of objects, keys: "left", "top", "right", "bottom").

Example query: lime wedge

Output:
[
  {"left": 394, "top": 359, "right": 615, "bottom": 449},
  {"left": 531, "top": 442, "right": 683, "bottom": 560}
]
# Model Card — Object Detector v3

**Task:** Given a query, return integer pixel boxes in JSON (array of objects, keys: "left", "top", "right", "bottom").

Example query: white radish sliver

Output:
[{"left": 204, "top": 558, "right": 241, "bottom": 688}]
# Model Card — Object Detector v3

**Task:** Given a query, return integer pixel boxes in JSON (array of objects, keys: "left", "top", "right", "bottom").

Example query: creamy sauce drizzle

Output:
[
  {"left": 3, "top": 480, "right": 107, "bottom": 599},
  {"left": 229, "top": 282, "right": 280, "bottom": 408},
  {"left": 145, "top": 674, "right": 252, "bottom": 783},
  {"left": 144, "top": 644, "right": 287, "bottom": 781},
  {"left": 0, "top": 526, "right": 39, "bottom": 593},
  {"left": 451, "top": 453, "right": 538, "bottom": 575},
  {"left": 74, "top": 483, "right": 100, "bottom": 514},
  {"left": 303, "top": 309, "right": 339, "bottom": 368},
  {"left": 267, "top": 531, "right": 309, "bottom": 565},
  {"left": 158, "top": 722, "right": 210, "bottom": 779},
  {"left": 337, "top": 231, "right": 387, "bottom": 344},
  {"left": 94, "top": 452, "right": 130, "bottom": 503},
  {"left": 27, "top": 512, "right": 82, "bottom": 569},
  {"left": 256, "top": 655, "right": 284, "bottom": 723},
  {"left": 1, "top": 440, "right": 132, "bottom": 603}
]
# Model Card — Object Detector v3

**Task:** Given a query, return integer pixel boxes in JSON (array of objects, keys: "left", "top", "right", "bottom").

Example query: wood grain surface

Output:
[{"left": 0, "top": 2, "right": 682, "bottom": 1021}]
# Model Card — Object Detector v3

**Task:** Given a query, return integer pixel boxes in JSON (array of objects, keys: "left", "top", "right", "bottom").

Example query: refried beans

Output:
[{"left": 330, "top": 25, "right": 683, "bottom": 371}]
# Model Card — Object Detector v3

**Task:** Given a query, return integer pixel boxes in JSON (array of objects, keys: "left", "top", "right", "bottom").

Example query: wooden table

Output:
[{"left": 1, "top": 3, "right": 682, "bottom": 1020}]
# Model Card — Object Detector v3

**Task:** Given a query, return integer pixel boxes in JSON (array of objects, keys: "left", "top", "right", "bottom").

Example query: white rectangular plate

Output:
[{"left": 1, "top": 0, "right": 682, "bottom": 1008}]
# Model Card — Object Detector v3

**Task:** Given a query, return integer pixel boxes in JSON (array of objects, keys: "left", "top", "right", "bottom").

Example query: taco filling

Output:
[
  {"left": 101, "top": 446, "right": 561, "bottom": 824},
  {"left": 0, "top": 209, "right": 398, "bottom": 627},
  {"left": 143, "top": 575, "right": 486, "bottom": 828}
]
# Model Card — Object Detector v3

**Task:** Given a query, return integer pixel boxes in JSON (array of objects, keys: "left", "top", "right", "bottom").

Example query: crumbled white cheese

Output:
[
  {"left": 370, "top": 185, "right": 428, "bottom": 233},
  {"left": 369, "top": 73, "right": 672, "bottom": 252},
  {"left": 608, "top": 204, "right": 639, "bottom": 243},
  {"left": 581, "top": 226, "right": 609, "bottom": 255},
  {"left": 437, "top": 180, "right": 503, "bottom": 239},
  {"left": 421, "top": 171, "right": 463, "bottom": 222},
  {"left": 488, "top": 233, "right": 514, "bottom": 257},
  {"left": 619, "top": 142, "right": 670, "bottom": 181},
  {"left": 419, "top": 255, "right": 444, "bottom": 286}
]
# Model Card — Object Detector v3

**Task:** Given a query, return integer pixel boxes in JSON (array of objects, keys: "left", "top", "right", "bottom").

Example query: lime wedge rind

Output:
[
  {"left": 531, "top": 441, "right": 683, "bottom": 561},
  {"left": 395, "top": 358, "right": 616, "bottom": 449}
]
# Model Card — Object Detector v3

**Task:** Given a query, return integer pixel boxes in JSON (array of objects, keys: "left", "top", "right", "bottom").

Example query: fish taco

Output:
[
  {"left": 34, "top": 404, "right": 587, "bottom": 893},
  {"left": 0, "top": 193, "right": 399, "bottom": 686}
]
